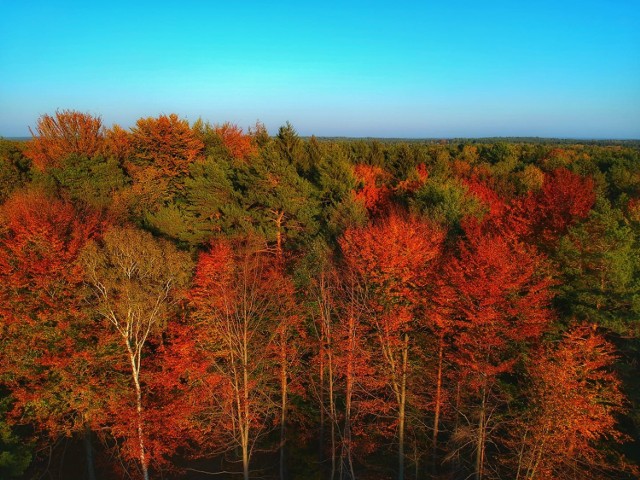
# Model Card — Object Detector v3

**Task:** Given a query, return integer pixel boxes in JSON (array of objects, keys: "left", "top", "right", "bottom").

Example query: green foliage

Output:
[
  {"left": 554, "top": 199, "right": 640, "bottom": 335},
  {"left": 238, "top": 145, "right": 321, "bottom": 252},
  {"left": 0, "top": 140, "right": 30, "bottom": 203},
  {"left": 40, "top": 154, "right": 129, "bottom": 209},
  {"left": 147, "top": 156, "right": 249, "bottom": 245},
  {"left": 410, "top": 177, "right": 483, "bottom": 227},
  {"left": 0, "top": 396, "right": 32, "bottom": 478}
]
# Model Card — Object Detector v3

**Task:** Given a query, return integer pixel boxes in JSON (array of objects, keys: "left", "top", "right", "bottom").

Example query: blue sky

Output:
[{"left": 1, "top": 1, "right": 638, "bottom": 138}]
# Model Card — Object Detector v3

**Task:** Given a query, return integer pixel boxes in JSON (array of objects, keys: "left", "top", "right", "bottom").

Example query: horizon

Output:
[
  {"left": 1, "top": 1, "right": 639, "bottom": 138},
  {"left": 3, "top": 132, "right": 640, "bottom": 142}
]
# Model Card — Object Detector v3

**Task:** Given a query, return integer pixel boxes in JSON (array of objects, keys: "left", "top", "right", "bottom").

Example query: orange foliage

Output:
[
  {"left": 129, "top": 113, "right": 204, "bottom": 177},
  {"left": 442, "top": 227, "right": 553, "bottom": 381},
  {"left": 517, "top": 325, "right": 631, "bottom": 479},
  {"left": 102, "top": 123, "right": 132, "bottom": 160},
  {"left": 340, "top": 213, "right": 446, "bottom": 470},
  {"left": 188, "top": 238, "right": 293, "bottom": 476},
  {"left": 353, "top": 164, "right": 393, "bottom": 214},
  {"left": 214, "top": 122, "right": 257, "bottom": 160},
  {"left": 341, "top": 212, "right": 444, "bottom": 306},
  {"left": 0, "top": 189, "right": 103, "bottom": 436},
  {"left": 25, "top": 110, "right": 104, "bottom": 170}
]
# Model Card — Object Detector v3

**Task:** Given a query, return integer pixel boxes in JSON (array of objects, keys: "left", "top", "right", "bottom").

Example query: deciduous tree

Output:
[
  {"left": 513, "top": 325, "right": 631, "bottom": 480},
  {"left": 340, "top": 213, "right": 445, "bottom": 480},
  {"left": 25, "top": 110, "right": 104, "bottom": 171},
  {"left": 442, "top": 224, "right": 553, "bottom": 480},
  {"left": 81, "top": 226, "right": 191, "bottom": 480},
  {"left": 0, "top": 189, "right": 102, "bottom": 479},
  {"left": 189, "top": 237, "right": 284, "bottom": 480}
]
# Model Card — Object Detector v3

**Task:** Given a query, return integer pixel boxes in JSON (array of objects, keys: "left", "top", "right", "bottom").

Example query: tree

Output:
[
  {"left": 442, "top": 224, "right": 554, "bottom": 480},
  {"left": 129, "top": 113, "right": 203, "bottom": 177},
  {"left": 25, "top": 110, "right": 104, "bottom": 171},
  {"left": 276, "top": 122, "right": 306, "bottom": 171},
  {"left": 0, "top": 139, "right": 30, "bottom": 203},
  {"left": 0, "top": 189, "right": 102, "bottom": 479},
  {"left": 554, "top": 200, "right": 640, "bottom": 335},
  {"left": 352, "top": 164, "right": 393, "bottom": 216},
  {"left": 308, "top": 260, "right": 341, "bottom": 479},
  {"left": 340, "top": 213, "right": 445, "bottom": 480},
  {"left": 189, "top": 237, "right": 285, "bottom": 480},
  {"left": 214, "top": 122, "right": 257, "bottom": 161},
  {"left": 81, "top": 226, "right": 191, "bottom": 480},
  {"left": 519, "top": 168, "right": 595, "bottom": 245},
  {"left": 513, "top": 325, "right": 631, "bottom": 480},
  {"left": 239, "top": 146, "right": 320, "bottom": 258}
]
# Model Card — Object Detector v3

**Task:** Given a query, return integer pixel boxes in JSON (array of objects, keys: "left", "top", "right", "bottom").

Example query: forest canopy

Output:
[{"left": 0, "top": 110, "right": 639, "bottom": 480}]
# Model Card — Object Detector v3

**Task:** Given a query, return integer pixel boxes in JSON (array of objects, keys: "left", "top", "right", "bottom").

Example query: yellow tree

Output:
[{"left": 81, "top": 226, "right": 191, "bottom": 480}]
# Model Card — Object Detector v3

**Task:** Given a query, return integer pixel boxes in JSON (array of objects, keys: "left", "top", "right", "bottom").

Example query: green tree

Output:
[{"left": 554, "top": 199, "right": 640, "bottom": 336}]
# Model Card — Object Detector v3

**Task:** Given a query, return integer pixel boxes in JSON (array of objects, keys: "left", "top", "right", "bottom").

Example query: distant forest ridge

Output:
[{"left": 4, "top": 134, "right": 640, "bottom": 147}]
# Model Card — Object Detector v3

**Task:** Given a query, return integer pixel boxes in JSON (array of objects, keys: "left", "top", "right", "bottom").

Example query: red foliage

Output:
[
  {"left": 214, "top": 122, "right": 257, "bottom": 160},
  {"left": 519, "top": 168, "right": 595, "bottom": 244},
  {"left": 0, "top": 189, "right": 103, "bottom": 436},
  {"left": 395, "top": 163, "right": 429, "bottom": 193},
  {"left": 341, "top": 212, "right": 444, "bottom": 307},
  {"left": 0, "top": 189, "right": 101, "bottom": 319},
  {"left": 463, "top": 176, "right": 507, "bottom": 218},
  {"left": 340, "top": 213, "right": 446, "bottom": 471},
  {"left": 442, "top": 228, "right": 553, "bottom": 382},
  {"left": 187, "top": 238, "right": 295, "bottom": 475},
  {"left": 353, "top": 164, "right": 393, "bottom": 215},
  {"left": 463, "top": 169, "right": 595, "bottom": 248},
  {"left": 25, "top": 110, "right": 104, "bottom": 170}
]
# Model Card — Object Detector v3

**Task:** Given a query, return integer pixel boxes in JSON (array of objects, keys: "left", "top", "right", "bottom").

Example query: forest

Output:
[{"left": 0, "top": 110, "right": 639, "bottom": 480}]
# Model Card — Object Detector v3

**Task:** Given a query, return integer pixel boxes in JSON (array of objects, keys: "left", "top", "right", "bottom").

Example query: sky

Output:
[{"left": 0, "top": 0, "right": 639, "bottom": 138}]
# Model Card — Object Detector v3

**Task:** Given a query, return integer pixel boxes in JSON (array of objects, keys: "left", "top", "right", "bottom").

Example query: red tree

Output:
[
  {"left": 0, "top": 189, "right": 103, "bottom": 478},
  {"left": 340, "top": 212, "right": 445, "bottom": 480},
  {"left": 214, "top": 122, "right": 257, "bottom": 161},
  {"left": 189, "top": 237, "right": 294, "bottom": 480},
  {"left": 353, "top": 164, "right": 393, "bottom": 215},
  {"left": 441, "top": 225, "right": 554, "bottom": 480},
  {"left": 513, "top": 325, "right": 632, "bottom": 480},
  {"left": 518, "top": 168, "right": 595, "bottom": 244}
]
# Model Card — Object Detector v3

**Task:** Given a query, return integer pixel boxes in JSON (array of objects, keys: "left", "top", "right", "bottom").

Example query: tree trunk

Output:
[
  {"left": 319, "top": 338, "right": 325, "bottom": 470},
  {"left": 280, "top": 340, "right": 288, "bottom": 480},
  {"left": 243, "top": 444, "right": 250, "bottom": 480},
  {"left": 275, "top": 211, "right": 284, "bottom": 260},
  {"left": 432, "top": 333, "right": 444, "bottom": 473},
  {"left": 397, "top": 333, "right": 409, "bottom": 480},
  {"left": 242, "top": 333, "right": 251, "bottom": 480},
  {"left": 475, "top": 382, "right": 487, "bottom": 480},
  {"left": 127, "top": 347, "right": 149, "bottom": 480},
  {"left": 341, "top": 312, "right": 356, "bottom": 480},
  {"left": 83, "top": 423, "right": 96, "bottom": 480},
  {"left": 328, "top": 352, "right": 337, "bottom": 480}
]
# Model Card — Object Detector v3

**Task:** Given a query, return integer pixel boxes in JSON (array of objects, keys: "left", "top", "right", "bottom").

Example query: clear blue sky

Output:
[{"left": 1, "top": 0, "right": 639, "bottom": 138}]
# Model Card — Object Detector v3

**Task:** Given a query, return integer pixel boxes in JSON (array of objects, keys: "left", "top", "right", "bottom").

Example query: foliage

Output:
[
  {"left": 25, "top": 110, "right": 104, "bottom": 171},
  {"left": 2, "top": 112, "right": 639, "bottom": 479}
]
